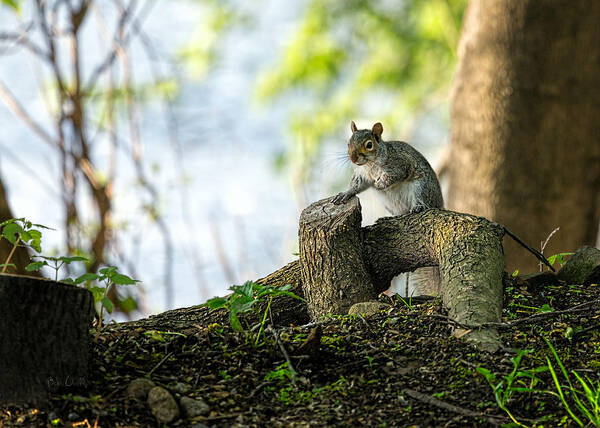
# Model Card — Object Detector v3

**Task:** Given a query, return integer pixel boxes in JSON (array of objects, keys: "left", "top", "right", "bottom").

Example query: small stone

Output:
[
  {"left": 67, "top": 412, "right": 80, "bottom": 421},
  {"left": 348, "top": 301, "right": 390, "bottom": 317},
  {"left": 172, "top": 382, "right": 190, "bottom": 395},
  {"left": 180, "top": 396, "right": 210, "bottom": 417},
  {"left": 126, "top": 378, "right": 156, "bottom": 400},
  {"left": 147, "top": 386, "right": 180, "bottom": 423},
  {"left": 557, "top": 246, "right": 600, "bottom": 284}
]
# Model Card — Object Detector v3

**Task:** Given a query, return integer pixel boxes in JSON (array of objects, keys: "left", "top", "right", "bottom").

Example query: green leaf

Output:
[
  {"left": 74, "top": 272, "right": 100, "bottom": 284},
  {"left": 538, "top": 304, "right": 554, "bottom": 313},
  {"left": 89, "top": 286, "right": 105, "bottom": 302},
  {"left": 27, "top": 229, "right": 42, "bottom": 252},
  {"left": 26, "top": 261, "right": 47, "bottom": 271},
  {"left": 99, "top": 266, "right": 118, "bottom": 276},
  {"left": 231, "top": 299, "right": 255, "bottom": 314},
  {"left": 1, "top": 0, "right": 19, "bottom": 13},
  {"left": 2, "top": 222, "right": 23, "bottom": 244},
  {"left": 0, "top": 263, "right": 16, "bottom": 269},
  {"left": 58, "top": 256, "right": 88, "bottom": 263},
  {"left": 31, "top": 222, "right": 53, "bottom": 230},
  {"left": 203, "top": 296, "right": 229, "bottom": 309},
  {"left": 229, "top": 311, "right": 243, "bottom": 332},
  {"left": 101, "top": 296, "right": 114, "bottom": 314},
  {"left": 110, "top": 273, "right": 138, "bottom": 285},
  {"left": 61, "top": 278, "right": 76, "bottom": 285},
  {"left": 239, "top": 281, "right": 255, "bottom": 298}
]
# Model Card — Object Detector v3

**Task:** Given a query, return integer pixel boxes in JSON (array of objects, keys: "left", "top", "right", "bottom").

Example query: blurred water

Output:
[{"left": 0, "top": 0, "right": 447, "bottom": 316}]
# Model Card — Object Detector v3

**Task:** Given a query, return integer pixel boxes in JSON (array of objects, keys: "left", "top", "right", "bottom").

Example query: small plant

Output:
[
  {"left": 265, "top": 362, "right": 296, "bottom": 383},
  {"left": 203, "top": 281, "right": 303, "bottom": 345},
  {"left": 397, "top": 292, "right": 414, "bottom": 311},
  {"left": 0, "top": 218, "right": 48, "bottom": 272},
  {"left": 476, "top": 349, "right": 547, "bottom": 427},
  {"left": 68, "top": 266, "right": 139, "bottom": 339},
  {"left": 546, "top": 338, "right": 600, "bottom": 427},
  {"left": 26, "top": 255, "right": 88, "bottom": 281},
  {"left": 546, "top": 252, "right": 573, "bottom": 269},
  {"left": 0, "top": 217, "right": 139, "bottom": 338}
]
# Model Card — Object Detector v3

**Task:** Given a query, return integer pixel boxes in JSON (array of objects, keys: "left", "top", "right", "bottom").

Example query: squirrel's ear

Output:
[
  {"left": 372, "top": 122, "right": 383, "bottom": 138},
  {"left": 350, "top": 121, "right": 357, "bottom": 133}
]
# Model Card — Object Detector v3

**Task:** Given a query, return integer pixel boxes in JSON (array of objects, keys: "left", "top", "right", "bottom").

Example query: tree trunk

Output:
[
  {"left": 448, "top": 0, "right": 600, "bottom": 272},
  {"left": 0, "top": 274, "right": 95, "bottom": 404}
]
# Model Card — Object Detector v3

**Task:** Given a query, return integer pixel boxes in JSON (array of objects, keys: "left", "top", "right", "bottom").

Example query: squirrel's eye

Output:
[{"left": 365, "top": 141, "right": 373, "bottom": 150}]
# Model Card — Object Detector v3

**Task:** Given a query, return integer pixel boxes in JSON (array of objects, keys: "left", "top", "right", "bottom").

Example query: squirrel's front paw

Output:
[
  {"left": 409, "top": 206, "right": 426, "bottom": 214},
  {"left": 374, "top": 177, "right": 389, "bottom": 189},
  {"left": 332, "top": 192, "right": 351, "bottom": 204}
]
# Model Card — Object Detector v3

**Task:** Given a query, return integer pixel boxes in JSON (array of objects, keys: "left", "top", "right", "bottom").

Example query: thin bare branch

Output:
[
  {"left": 0, "top": 79, "right": 57, "bottom": 147},
  {"left": 85, "top": 0, "right": 138, "bottom": 92}
]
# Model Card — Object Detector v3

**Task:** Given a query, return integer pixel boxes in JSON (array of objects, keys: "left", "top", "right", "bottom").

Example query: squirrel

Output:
[
  {"left": 332, "top": 121, "right": 443, "bottom": 214},
  {"left": 332, "top": 121, "right": 444, "bottom": 294}
]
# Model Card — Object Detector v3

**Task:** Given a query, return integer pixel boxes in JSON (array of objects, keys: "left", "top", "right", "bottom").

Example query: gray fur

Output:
[{"left": 333, "top": 138, "right": 444, "bottom": 214}]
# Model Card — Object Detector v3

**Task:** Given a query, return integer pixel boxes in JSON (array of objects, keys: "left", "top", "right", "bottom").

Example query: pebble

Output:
[
  {"left": 126, "top": 378, "right": 156, "bottom": 400},
  {"left": 180, "top": 396, "right": 210, "bottom": 417},
  {"left": 172, "top": 382, "right": 190, "bottom": 394},
  {"left": 147, "top": 386, "right": 180, "bottom": 423}
]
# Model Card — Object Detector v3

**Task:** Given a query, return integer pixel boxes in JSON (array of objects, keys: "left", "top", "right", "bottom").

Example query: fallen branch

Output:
[{"left": 404, "top": 388, "right": 506, "bottom": 425}]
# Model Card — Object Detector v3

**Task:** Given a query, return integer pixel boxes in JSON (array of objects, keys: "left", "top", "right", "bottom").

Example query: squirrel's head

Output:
[{"left": 348, "top": 121, "right": 383, "bottom": 165}]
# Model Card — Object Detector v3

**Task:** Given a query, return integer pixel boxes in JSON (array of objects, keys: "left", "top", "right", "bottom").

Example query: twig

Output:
[
  {"left": 502, "top": 226, "right": 554, "bottom": 272},
  {"left": 404, "top": 388, "right": 506, "bottom": 425},
  {"left": 540, "top": 227, "right": 560, "bottom": 272},
  {"left": 267, "top": 326, "right": 297, "bottom": 384},
  {"left": 430, "top": 298, "right": 600, "bottom": 330},
  {"left": 148, "top": 351, "right": 173, "bottom": 377}
]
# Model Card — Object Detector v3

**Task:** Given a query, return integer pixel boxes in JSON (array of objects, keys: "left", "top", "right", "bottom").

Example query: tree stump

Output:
[
  {"left": 299, "top": 197, "right": 377, "bottom": 320},
  {"left": 0, "top": 274, "right": 95, "bottom": 405}
]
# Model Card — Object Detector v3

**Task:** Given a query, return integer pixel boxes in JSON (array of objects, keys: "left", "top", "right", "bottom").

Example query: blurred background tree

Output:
[
  {"left": 0, "top": 0, "right": 178, "bottom": 313},
  {"left": 447, "top": 0, "right": 600, "bottom": 271}
]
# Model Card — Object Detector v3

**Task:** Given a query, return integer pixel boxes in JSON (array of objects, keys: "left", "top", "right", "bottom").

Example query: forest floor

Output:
[{"left": 2, "top": 272, "right": 600, "bottom": 427}]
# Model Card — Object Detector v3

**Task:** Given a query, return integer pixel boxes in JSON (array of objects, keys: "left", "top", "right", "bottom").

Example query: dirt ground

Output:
[{"left": 1, "top": 273, "right": 599, "bottom": 427}]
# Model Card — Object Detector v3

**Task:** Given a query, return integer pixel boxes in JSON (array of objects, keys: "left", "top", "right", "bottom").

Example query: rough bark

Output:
[
  {"left": 0, "top": 274, "right": 95, "bottom": 405},
  {"left": 448, "top": 0, "right": 600, "bottom": 272},
  {"left": 299, "top": 198, "right": 377, "bottom": 319}
]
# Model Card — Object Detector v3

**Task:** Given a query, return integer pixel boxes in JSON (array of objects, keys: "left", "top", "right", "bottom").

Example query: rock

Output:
[
  {"left": 584, "top": 265, "right": 600, "bottom": 286},
  {"left": 180, "top": 396, "right": 210, "bottom": 418},
  {"left": 348, "top": 301, "right": 390, "bottom": 316},
  {"left": 172, "top": 382, "right": 190, "bottom": 395},
  {"left": 147, "top": 386, "right": 180, "bottom": 423},
  {"left": 126, "top": 378, "right": 156, "bottom": 400},
  {"left": 557, "top": 247, "right": 600, "bottom": 284}
]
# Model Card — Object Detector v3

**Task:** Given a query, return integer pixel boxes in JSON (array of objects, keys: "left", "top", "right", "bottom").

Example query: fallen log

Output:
[{"left": 113, "top": 197, "right": 509, "bottom": 351}]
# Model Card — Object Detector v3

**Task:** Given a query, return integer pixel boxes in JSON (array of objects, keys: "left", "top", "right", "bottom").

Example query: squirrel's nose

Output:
[{"left": 350, "top": 152, "right": 358, "bottom": 163}]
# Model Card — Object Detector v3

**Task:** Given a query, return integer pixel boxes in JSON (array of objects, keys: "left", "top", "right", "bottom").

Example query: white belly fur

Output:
[{"left": 379, "top": 180, "right": 422, "bottom": 215}]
